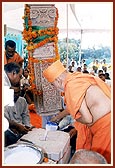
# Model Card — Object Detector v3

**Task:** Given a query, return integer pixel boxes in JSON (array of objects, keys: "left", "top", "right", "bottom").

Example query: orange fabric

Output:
[
  {"left": 74, "top": 113, "right": 111, "bottom": 163},
  {"left": 64, "top": 72, "right": 111, "bottom": 119},
  {"left": 29, "top": 112, "right": 42, "bottom": 128},
  {"left": 64, "top": 72, "right": 111, "bottom": 163},
  {"left": 28, "top": 104, "right": 42, "bottom": 128},
  {"left": 28, "top": 104, "right": 36, "bottom": 111},
  {"left": 91, "top": 112, "right": 111, "bottom": 163},
  {"left": 4, "top": 51, "right": 24, "bottom": 65}
]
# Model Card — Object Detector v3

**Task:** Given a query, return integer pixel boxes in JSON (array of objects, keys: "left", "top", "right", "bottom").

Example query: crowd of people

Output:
[
  {"left": 4, "top": 40, "right": 111, "bottom": 164},
  {"left": 68, "top": 58, "right": 111, "bottom": 88}
]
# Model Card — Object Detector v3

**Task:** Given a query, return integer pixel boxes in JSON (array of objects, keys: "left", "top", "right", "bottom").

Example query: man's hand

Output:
[
  {"left": 16, "top": 124, "right": 29, "bottom": 134},
  {"left": 50, "top": 115, "right": 61, "bottom": 123},
  {"left": 69, "top": 128, "right": 77, "bottom": 139},
  {"left": 25, "top": 125, "right": 35, "bottom": 131},
  {"left": 9, "top": 120, "right": 32, "bottom": 134},
  {"left": 50, "top": 109, "right": 70, "bottom": 123}
]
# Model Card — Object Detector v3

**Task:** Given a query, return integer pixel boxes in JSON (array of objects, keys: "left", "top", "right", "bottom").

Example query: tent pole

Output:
[
  {"left": 79, "top": 29, "right": 83, "bottom": 65},
  {"left": 66, "top": 4, "right": 69, "bottom": 70}
]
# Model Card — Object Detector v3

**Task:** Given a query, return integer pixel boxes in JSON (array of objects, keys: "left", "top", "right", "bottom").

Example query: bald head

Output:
[{"left": 69, "top": 149, "right": 107, "bottom": 164}]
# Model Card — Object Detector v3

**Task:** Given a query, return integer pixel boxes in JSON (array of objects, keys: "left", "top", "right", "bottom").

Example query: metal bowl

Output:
[{"left": 4, "top": 143, "right": 44, "bottom": 165}]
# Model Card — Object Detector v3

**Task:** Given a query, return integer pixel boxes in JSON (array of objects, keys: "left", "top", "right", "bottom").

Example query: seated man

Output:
[
  {"left": 99, "top": 73, "right": 111, "bottom": 88},
  {"left": 4, "top": 86, "right": 33, "bottom": 147}
]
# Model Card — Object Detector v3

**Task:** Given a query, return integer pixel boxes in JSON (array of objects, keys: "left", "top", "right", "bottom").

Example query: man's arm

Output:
[
  {"left": 50, "top": 109, "right": 70, "bottom": 123},
  {"left": 8, "top": 120, "right": 29, "bottom": 134}
]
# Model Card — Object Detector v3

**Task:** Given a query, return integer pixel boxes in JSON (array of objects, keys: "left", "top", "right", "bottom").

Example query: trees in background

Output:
[
  {"left": 23, "top": 38, "right": 111, "bottom": 67},
  {"left": 58, "top": 38, "right": 111, "bottom": 65}
]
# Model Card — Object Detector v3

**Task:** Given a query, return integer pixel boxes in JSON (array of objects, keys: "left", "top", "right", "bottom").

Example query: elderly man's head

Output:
[
  {"left": 43, "top": 60, "right": 67, "bottom": 92},
  {"left": 69, "top": 149, "right": 107, "bottom": 164},
  {"left": 4, "top": 62, "right": 22, "bottom": 86}
]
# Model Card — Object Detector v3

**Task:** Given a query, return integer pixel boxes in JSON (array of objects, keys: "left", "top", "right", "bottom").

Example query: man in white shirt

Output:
[
  {"left": 4, "top": 86, "right": 33, "bottom": 146},
  {"left": 4, "top": 62, "right": 23, "bottom": 106}
]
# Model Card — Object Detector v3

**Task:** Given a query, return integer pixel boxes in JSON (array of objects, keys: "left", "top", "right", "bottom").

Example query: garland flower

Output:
[
  {"left": 22, "top": 4, "right": 60, "bottom": 95},
  {"left": 22, "top": 4, "right": 59, "bottom": 51}
]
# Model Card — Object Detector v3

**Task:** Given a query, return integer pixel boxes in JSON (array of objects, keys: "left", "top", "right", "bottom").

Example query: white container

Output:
[{"left": 46, "top": 122, "right": 58, "bottom": 131}]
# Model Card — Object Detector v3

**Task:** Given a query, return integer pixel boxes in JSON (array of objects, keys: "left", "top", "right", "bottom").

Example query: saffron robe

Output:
[
  {"left": 64, "top": 72, "right": 111, "bottom": 163},
  {"left": 28, "top": 104, "right": 42, "bottom": 128},
  {"left": 4, "top": 51, "right": 24, "bottom": 65}
]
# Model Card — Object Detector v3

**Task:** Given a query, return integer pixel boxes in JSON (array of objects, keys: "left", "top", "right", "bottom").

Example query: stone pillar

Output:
[{"left": 23, "top": 4, "right": 62, "bottom": 124}]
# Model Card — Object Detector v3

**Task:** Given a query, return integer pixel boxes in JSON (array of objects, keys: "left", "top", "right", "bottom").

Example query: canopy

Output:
[
  {"left": 3, "top": 2, "right": 112, "bottom": 31},
  {"left": 3, "top": 2, "right": 113, "bottom": 49}
]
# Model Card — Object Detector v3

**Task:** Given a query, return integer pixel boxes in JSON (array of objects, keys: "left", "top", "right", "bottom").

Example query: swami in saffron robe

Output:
[{"left": 64, "top": 72, "right": 111, "bottom": 163}]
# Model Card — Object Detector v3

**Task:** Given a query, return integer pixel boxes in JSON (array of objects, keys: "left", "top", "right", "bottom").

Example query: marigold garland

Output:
[
  {"left": 22, "top": 27, "right": 59, "bottom": 43},
  {"left": 22, "top": 4, "right": 60, "bottom": 95}
]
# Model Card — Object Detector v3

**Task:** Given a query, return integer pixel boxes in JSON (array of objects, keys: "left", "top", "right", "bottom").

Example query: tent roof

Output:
[
  {"left": 3, "top": 2, "right": 112, "bottom": 48},
  {"left": 3, "top": 2, "right": 112, "bottom": 31}
]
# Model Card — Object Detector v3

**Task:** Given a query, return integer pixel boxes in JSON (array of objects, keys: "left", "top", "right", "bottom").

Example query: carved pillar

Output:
[{"left": 23, "top": 4, "right": 62, "bottom": 117}]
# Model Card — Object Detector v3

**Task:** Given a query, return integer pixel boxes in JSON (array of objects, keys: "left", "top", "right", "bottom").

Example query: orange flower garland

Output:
[
  {"left": 23, "top": 27, "right": 59, "bottom": 43},
  {"left": 22, "top": 4, "right": 60, "bottom": 95}
]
